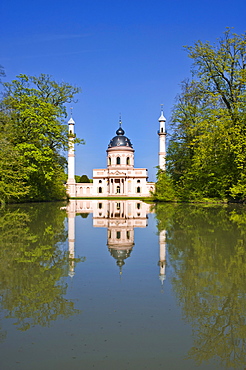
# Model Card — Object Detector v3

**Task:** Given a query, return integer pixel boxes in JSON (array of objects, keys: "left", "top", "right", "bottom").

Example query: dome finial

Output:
[
  {"left": 70, "top": 107, "right": 73, "bottom": 117},
  {"left": 119, "top": 113, "right": 122, "bottom": 127},
  {"left": 160, "top": 104, "right": 164, "bottom": 114}
]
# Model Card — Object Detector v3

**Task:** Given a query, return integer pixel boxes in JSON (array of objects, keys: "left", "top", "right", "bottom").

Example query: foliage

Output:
[
  {"left": 79, "top": 174, "right": 91, "bottom": 183},
  {"left": 155, "top": 203, "right": 246, "bottom": 368},
  {"left": 0, "top": 136, "right": 29, "bottom": 205},
  {"left": 0, "top": 202, "right": 84, "bottom": 332},
  {"left": 167, "top": 30, "right": 246, "bottom": 202},
  {"left": 153, "top": 168, "right": 176, "bottom": 201},
  {"left": 0, "top": 74, "right": 83, "bottom": 202}
]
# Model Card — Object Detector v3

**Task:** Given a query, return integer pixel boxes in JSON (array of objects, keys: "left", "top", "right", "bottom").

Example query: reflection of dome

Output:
[
  {"left": 108, "top": 125, "right": 133, "bottom": 149},
  {"left": 108, "top": 245, "right": 133, "bottom": 273}
]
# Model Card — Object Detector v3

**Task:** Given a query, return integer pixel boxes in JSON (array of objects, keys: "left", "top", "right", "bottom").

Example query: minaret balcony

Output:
[{"left": 158, "top": 130, "right": 167, "bottom": 135}]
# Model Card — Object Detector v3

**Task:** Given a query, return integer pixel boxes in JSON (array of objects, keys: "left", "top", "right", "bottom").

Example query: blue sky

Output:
[{"left": 1, "top": 0, "right": 245, "bottom": 181}]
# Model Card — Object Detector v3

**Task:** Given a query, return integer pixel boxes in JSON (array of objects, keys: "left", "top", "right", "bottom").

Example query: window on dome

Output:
[
  {"left": 116, "top": 231, "right": 121, "bottom": 239},
  {"left": 116, "top": 157, "right": 121, "bottom": 165},
  {"left": 108, "top": 157, "right": 111, "bottom": 165},
  {"left": 116, "top": 186, "right": 120, "bottom": 193},
  {"left": 126, "top": 157, "right": 130, "bottom": 165}
]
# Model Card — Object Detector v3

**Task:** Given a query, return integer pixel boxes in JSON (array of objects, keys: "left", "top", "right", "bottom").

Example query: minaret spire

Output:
[{"left": 158, "top": 105, "right": 166, "bottom": 171}]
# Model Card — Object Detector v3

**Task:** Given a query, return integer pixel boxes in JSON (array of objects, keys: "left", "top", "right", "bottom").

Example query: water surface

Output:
[{"left": 0, "top": 200, "right": 245, "bottom": 369}]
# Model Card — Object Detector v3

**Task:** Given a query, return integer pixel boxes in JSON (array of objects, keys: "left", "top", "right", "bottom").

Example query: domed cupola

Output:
[
  {"left": 108, "top": 120, "right": 133, "bottom": 149},
  {"left": 107, "top": 118, "right": 135, "bottom": 168}
]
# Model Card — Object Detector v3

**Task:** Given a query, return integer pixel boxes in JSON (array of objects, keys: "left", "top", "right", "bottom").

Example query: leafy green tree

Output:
[
  {"left": 79, "top": 174, "right": 90, "bottom": 183},
  {"left": 153, "top": 168, "right": 176, "bottom": 201},
  {"left": 0, "top": 137, "right": 29, "bottom": 205},
  {"left": 0, "top": 74, "right": 83, "bottom": 202},
  {"left": 167, "top": 30, "right": 246, "bottom": 201}
]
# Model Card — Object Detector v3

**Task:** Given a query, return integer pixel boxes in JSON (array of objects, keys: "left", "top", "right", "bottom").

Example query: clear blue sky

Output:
[{"left": 1, "top": 0, "right": 245, "bottom": 181}]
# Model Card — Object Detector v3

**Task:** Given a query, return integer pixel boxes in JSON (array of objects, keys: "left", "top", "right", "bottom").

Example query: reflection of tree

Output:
[
  {"left": 0, "top": 203, "right": 82, "bottom": 333},
  {"left": 155, "top": 204, "right": 246, "bottom": 369}
]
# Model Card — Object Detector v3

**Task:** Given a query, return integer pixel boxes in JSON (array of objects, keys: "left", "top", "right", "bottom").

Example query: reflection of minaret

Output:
[
  {"left": 68, "top": 202, "right": 76, "bottom": 278},
  {"left": 158, "top": 230, "right": 166, "bottom": 286}
]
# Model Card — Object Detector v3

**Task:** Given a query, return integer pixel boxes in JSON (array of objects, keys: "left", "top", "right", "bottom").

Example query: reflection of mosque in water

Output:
[{"left": 66, "top": 200, "right": 166, "bottom": 284}]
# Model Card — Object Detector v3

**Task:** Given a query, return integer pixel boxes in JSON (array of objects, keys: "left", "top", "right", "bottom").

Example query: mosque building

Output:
[{"left": 66, "top": 110, "right": 166, "bottom": 198}]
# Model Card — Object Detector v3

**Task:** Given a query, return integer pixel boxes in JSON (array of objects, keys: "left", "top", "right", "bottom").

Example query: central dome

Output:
[{"left": 108, "top": 125, "right": 133, "bottom": 149}]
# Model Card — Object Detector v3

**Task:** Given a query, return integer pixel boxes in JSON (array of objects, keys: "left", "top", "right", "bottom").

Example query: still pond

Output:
[{"left": 0, "top": 200, "right": 245, "bottom": 369}]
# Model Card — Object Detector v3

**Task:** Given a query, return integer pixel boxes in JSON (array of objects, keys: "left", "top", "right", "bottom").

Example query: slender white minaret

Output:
[
  {"left": 158, "top": 229, "right": 166, "bottom": 286},
  {"left": 158, "top": 106, "right": 166, "bottom": 170},
  {"left": 67, "top": 114, "right": 76, "bottom": 197}
]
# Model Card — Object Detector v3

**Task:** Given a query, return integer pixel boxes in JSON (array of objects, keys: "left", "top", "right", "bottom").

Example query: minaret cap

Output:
[
  {"left": 68, "top": 117, "right": 75, "bottom": 125},
  {"left": 158, "top": 111, "right": 166, "bottom": 122},
  {"left": 159, "top": 104, "right": 166, "bottom": 122}
]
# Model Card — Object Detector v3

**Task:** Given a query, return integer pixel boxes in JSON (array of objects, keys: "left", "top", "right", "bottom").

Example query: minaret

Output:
[
  {"left": 67, "top": 113, "right": 76, "bottom": 197},
  {"left": 158, "top": 106, "right": 166, "bottom": 170}
]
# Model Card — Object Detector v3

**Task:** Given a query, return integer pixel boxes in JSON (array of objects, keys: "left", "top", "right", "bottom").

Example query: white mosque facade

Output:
[{"left": 66, "top": 111, "right": 166, "bottom": 198}]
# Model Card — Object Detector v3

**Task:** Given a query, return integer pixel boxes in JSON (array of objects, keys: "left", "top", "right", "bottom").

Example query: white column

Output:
[
  {"left": 158, "top": 109, "right": 166, "bottom": 171},
  {"left": 67, "top": 117, "right": 76, "bottom": 197}
]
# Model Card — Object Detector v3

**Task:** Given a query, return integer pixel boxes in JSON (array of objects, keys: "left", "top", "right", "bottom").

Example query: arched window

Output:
[
  {"left": 108, "top": 157, "right": 111, "bottom": 165},
  {"left": 116, "top": 156, "right": 121, "bottom": 165},
  {"left": 99, "top": 180, "right": 102, "bottom": 183},
  {"left": 116, "top": 186, "right": 120, "bottom": 194},
  {"left": 126, "top": 157, "right": 130, "bottom": 165},
  {"left": 137, "top": 179, "right": 140, "bottom": 183},
  {"left": 98, "top": 187, "right": 102, "bottom": 193},
  {"left": 116, "top": 231, "right": 121, "bottom": 239},
  {"left": 137, "top": 187, "right": 141, "bottom": 193}
]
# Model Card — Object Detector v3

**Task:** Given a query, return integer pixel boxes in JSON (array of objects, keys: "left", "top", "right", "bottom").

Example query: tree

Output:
[
  {"left": 1, "top": 74, "right": 83, "bottom": 202},
  {"left": 167, "top": 30, "right": 246, "bottom": 201},
  {"left": 0, "top": 137, "right": 29, "bottom": 205},
  {"left": 153, "top": 168, "right": 176, "bottom": 201},
  {"left": 79, "top": 174, "right": 90, "bottom": 183}
]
